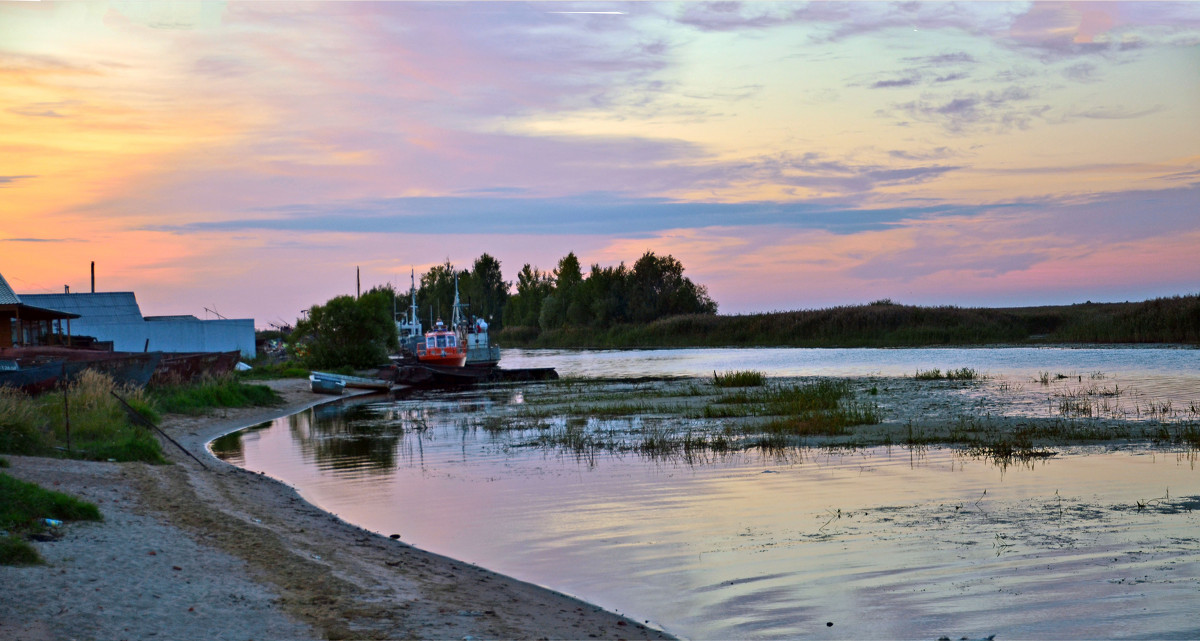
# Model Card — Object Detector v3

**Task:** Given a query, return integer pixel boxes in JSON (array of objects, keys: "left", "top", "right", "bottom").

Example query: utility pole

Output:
[{"left": 357, "top": 266, "right": 361, "bottom": 299}]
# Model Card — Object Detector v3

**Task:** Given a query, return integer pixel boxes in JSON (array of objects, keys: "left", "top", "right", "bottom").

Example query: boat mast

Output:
[
  {"left": 409, "top": 268, "right": 421, "bottom": 334},
  {"left": 452, "top": 272, "right": 465, "bottom": 328}
]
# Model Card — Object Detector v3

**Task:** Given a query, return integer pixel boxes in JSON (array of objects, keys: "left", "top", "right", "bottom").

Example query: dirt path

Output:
[{"left": 1, "top": 379, "right": 673, "bottom": 640}]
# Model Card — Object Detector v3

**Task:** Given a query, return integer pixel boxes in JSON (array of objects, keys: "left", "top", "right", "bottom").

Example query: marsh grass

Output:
[
  {"left": 0, "top": 472, "right": 102, "bottom": 565},
  {"left": 0, "top": 371, "right": 165, "bottom": 463},
  {"left": 915, "top": 368, "right": 979, "bottom": 381},
  {"left": 712, "top": 370, "right": 766, "bottom": 388}
]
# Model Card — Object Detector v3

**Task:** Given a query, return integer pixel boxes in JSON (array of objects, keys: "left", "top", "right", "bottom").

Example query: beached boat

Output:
[
  {"left": 390, "top": 363, "right": 558, "bottom": 387},
  {"left": 309, "top": 373, "right": 345, "bottom": 395},
  {"left": 0, "top": 347, "right": 162, "bottom": 393},
  {"left": 308, "top": 371, "right": 392, "bottom": 391},
  {"left": 150, "top": 350, "right": 241, "bottom": 386},
  {"left": 0, "top": 360, "right": 68, "bottom": 395}
]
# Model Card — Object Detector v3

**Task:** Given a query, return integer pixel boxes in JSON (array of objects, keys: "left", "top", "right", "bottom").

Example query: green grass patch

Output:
[
  {"left": 150, "top": 376, "right": 281, "bottom": 415},
  {"left": 712, "top": 370, "right": 766, "bottom": 387},
  {"left": 1, "top": 535, "right": 41, "bottom": 566},
  {"left": 1, "top": 472, "right": 102, "bottom": 565},
  {"left": 234, "top": 359, "right": 309, "bottom": 380}
]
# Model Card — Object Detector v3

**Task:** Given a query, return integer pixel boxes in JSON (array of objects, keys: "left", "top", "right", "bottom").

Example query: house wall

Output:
[{"left": 0, "top": 316, "right": 11, "bottom": 348}]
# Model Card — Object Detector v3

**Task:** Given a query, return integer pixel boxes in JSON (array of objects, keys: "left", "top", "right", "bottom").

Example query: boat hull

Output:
[
  {"left": 309, "top": 374, "right": 345, "bottom": 395},
  {"left": 0, "top": 361, "right": 67, "bottom": 396},
  {"left": 417, "top": 353, "right": 467, "bottom": 367},
  {"left": 0, "top": 349, "right": 162, "bottom": 395},
  {"left": 150, "top": 351, "right": 241, "bottom": 386},
  {"left": 309, "top": 371, "right": 392, "bottom": 391}
]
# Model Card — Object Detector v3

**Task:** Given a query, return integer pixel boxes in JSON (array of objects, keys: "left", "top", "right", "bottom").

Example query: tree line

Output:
[{"left": 290, "top": 250, "right": 716, "bottom": 368}]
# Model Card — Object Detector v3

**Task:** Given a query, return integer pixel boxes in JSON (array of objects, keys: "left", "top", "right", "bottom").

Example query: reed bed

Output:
[{"left": 497, "top": 294, "right": 1200, "bottom": 348}]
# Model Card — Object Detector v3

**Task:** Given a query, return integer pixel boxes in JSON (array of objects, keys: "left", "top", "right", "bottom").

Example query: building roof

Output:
[
  {"left": 0, "top": 272, "right": 20, "bottom": 305},
  {"left": 19, "top": 292, "right": 145, "bottom": 324}
]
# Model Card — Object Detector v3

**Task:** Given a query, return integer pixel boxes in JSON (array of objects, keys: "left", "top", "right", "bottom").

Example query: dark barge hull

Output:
[
  {"left": 0, "top": 347, "right": 163, "bottom": 395},
  {"left": 391, "top": 364, "right": 558, "bottom": 387},
  {"left": 150, "top": 350, "right": 241, "bottom": 386}
]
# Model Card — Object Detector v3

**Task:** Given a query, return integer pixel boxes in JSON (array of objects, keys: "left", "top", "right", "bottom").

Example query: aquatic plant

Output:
[{"left": 712, "top": 370, "right": 767, "bottom": 387}]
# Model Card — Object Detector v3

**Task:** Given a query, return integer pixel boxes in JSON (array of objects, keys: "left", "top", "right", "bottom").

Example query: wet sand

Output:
[{"left": 0, "top": 379, "right": 673, "bottom": 641}]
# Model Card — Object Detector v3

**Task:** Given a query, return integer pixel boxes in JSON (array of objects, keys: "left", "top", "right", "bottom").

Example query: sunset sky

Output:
[{"left": 2, "top": 1, "right": 1198, "bottom": 327}]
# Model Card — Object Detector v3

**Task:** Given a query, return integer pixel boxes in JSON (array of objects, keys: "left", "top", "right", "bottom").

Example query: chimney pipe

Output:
[
  {"left": 64, "top": 285, "right": 69, "bottom": 294},
  {"left": 91, "top": 261, "right": 95, "bottom": 293}
]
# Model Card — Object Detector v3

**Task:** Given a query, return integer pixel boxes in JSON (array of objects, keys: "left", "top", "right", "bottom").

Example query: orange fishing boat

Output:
[
  {"left": 416, "top": 320, "right": 466, "bottom": 367},
  {"left": 416, "top": 273, "right": 468, "bottom": 367}
]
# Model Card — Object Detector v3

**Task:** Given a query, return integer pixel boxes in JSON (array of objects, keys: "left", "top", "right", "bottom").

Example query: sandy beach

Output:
[{"left": 0, "top": 379, "right": 673, "bottom": 641}]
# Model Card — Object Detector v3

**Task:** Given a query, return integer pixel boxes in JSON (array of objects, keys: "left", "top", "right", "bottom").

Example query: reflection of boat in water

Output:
[{"left": 309, "top": 373, "right": 345, "bottom": 395}]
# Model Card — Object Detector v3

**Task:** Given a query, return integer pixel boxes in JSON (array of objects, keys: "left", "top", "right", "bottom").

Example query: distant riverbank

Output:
[{"left": 496, "top": 294, "right": 1200, "bottom": 349}]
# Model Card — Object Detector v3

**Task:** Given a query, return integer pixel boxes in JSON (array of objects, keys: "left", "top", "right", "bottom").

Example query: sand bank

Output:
[{"left": 0, "top": 379, "right": 673, "bottom": 640}]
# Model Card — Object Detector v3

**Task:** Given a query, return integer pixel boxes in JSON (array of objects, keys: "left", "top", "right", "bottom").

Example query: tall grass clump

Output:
[
  {"left": 150, "top": 376, "right": 281, "bottom": 415},
  {"left": 1, "top": 472, "right": 102, "bottom": 565},
  {"left": 915, "top": 367, "right": 980, "bottom": 381},
  {"left": 0, "top": 387, "right": 44, "bottom": 455},
  {"left": 0, "top": 371, "right": 165, "bottom": 463},
  {"left": 712, "top": 370, "right": 767, "bottom": 388}
]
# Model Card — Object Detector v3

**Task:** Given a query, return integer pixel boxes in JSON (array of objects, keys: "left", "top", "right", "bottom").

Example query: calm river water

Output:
[{"left": 214, "top": 348, "right": 1200, "bottom": 639}]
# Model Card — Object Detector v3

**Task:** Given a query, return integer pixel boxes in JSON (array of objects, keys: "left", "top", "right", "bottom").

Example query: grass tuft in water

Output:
[{"left": 712, "top": 370, "right": 766, "bottom": 388}]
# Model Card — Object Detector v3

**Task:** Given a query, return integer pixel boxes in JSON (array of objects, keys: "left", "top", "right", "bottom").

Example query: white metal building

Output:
[{"left": 20, "top": 292, "right": 256, "bottom": 357}]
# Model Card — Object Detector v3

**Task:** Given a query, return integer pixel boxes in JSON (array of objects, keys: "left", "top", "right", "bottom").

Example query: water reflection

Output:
[{"left": 215, "top": 349, "right": 1200, "bottom": 640}]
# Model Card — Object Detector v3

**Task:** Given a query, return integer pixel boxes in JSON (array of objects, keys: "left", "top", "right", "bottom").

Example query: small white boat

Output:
[
  {"left": 309, "top": 373, "right": 346, "bottom": 395},
  {"left": 309, "top": 371, "right": 392, "bottom": 391}
]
